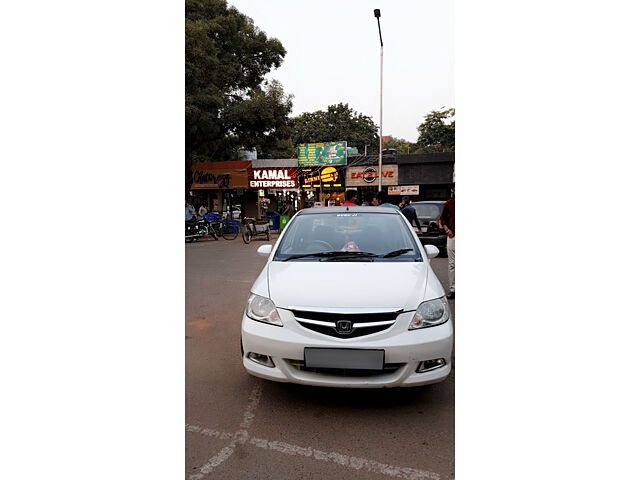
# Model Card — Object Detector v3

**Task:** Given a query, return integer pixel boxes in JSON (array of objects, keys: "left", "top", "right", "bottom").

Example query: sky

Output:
[{"left": 228, "top": 0, "right": 454, "bottom": 143}]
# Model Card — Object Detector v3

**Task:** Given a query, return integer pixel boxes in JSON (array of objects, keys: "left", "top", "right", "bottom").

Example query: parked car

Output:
[
  {"left": 240, "top": 206, "right": 453, "bottom": 388},
  {"left": 412, "top": 200, "right": 448, "bottom": 257}
]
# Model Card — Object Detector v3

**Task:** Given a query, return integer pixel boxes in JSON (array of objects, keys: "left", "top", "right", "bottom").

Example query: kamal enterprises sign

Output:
[
  {"left": 297, "top": 141, "right": 347, "bottom": 166},
  {"left": 248, "top": 167, "right": 298, "bottom": 189}
]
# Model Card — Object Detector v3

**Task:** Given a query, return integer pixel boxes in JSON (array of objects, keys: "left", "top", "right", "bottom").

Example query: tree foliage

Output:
[
  {"left": 417, "top": 108, "right": 455, "bottom": 153},
  {"left": 186, "top": 0, "right": 292, "bottom": 163},
  {"left": 291, "top": 103, "right": 379, "bottom": 154},
  {"left": 383, "top": 135, "right": 423, "bottom": 154}
]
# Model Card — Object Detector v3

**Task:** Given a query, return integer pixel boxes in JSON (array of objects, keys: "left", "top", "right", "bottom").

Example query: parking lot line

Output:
[
  {"left": 188, "top": 383, "right": 263, "bottom": 480},
  {"left": 187, "top": 422, "right": 441, "bottom": 480}
]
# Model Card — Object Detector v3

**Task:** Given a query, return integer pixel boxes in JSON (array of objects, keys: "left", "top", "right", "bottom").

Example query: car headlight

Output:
[
  {"left": 409, "top": 297, "right": 450, "bottom": 329},
  {"left": 245, "top": 294, "right": 283, "bottom": 327}
]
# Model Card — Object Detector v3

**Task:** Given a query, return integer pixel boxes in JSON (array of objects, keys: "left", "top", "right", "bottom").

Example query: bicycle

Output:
[
  {"left": 221, "top": 219, "right": 240, "bottom": 240},
  {"left": 241, "top": 217, "right": 270, "bottom": 244}
]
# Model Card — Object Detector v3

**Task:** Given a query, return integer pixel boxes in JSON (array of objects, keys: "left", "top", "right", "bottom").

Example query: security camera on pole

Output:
[{"left": 374, "top": 9, "right": 383, "bottom": 191}]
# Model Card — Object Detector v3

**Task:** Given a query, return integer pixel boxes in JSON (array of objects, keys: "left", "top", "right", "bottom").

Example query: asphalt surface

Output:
[{"left": 186, "top": 233, "right": 455, "bottom": 480}]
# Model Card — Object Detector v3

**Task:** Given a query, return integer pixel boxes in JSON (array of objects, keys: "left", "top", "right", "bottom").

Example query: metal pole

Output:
[
  {"left": 378, "top": 44, "right": 383, "bottom": 191},
  {"left": 374, "top": 10, "right": 383, "bottom": 191}
]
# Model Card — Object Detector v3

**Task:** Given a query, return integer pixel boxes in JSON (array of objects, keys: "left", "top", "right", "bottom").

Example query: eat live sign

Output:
[{"left": 350, "top": 170, "right": 395, "bottom": 179}]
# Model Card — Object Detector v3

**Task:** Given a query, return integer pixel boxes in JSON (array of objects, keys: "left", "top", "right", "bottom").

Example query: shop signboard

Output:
[
  {"left": 248, "top": 167, "right": 298, "bottom": 189},
  {"left": 301, "top": 166, "right": 342, "bottom": 188},
  {"left": 190, "top": 161, "right": 251, "bottom": 189},
  {"left": 297, "top": 141, "right": 347, "bottom": 166},
  {"left": 346, "top": 147, "right": 359, "bottom": 156},
  {"left": 388, "top": 185, "right": 420, "bottom": 195},
  {"left": 346, "top": 165, "right": 398, "bottom": 187}
]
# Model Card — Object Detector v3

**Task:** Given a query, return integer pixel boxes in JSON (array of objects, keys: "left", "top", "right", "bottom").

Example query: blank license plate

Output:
[{"left": 304, "top": 348, "right": 385, "bottom": 370}]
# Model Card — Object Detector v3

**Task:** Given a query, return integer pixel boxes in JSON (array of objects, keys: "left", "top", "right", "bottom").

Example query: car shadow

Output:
[{"left": 262, "top": 376, "right": 454, "bottom": 412}]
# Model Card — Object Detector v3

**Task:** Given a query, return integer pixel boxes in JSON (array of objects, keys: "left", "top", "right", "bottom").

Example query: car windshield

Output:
[
  {"left": 413, "top": 203, "right": 444, "bottom": 220},
  {"left": 273, "top": 211, "right": 422, "bottom": 262}
]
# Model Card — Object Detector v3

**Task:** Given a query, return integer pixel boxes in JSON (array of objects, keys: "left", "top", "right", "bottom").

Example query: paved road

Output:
[{"left": 186, "top": 235, "right": 454, "bottom": 480}]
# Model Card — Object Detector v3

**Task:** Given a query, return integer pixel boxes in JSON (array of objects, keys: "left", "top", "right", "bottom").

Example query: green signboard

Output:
[{"left": 297, "top": 141, "right": 347, "bottom": 166}]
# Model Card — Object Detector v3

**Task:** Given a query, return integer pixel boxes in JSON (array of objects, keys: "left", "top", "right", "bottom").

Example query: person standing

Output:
[
  {"left": 185, "top": 201, "right": 196, "bottom": 222},
  {"left": 439, "top": 188, "right": 455, "bottom": 299},
  {"left": 281, "top": 200, "right": 294, "bottom": 216},
  {"left": 343, "top": 190, "right": 359, "bottom": 206},
  {"left": 400, "top": 196, "right": 421, "bottom": 229},
  {"left": 375, "top": 191, "right": 401, "bottom": 211},
  {"left": 361, "top": 192, "right": 376, "bottom": 206}
]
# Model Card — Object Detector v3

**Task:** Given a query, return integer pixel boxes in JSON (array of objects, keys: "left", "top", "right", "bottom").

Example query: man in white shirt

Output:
[{"left": 185, "top": 201, "right": 196, "bottom": 222}]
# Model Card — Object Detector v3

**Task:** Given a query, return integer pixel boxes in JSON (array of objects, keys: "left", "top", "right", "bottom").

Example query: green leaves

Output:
[
  {"left": 417, "top": 108, "right": 455, "bottom": 153},
  {"left": 291, "top": 103, "right": 379, "bottom": 154},
  {"left": 186, "top": 0, "right": 290, "bottom": 163}
]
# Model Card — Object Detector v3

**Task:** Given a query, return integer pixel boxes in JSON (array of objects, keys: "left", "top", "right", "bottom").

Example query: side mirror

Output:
[
  {"left": 423, "top": 244, "right": 439, "bottom": 259},
  {"left": 257, "top": 244, "right": 273, "bottom": 257}
]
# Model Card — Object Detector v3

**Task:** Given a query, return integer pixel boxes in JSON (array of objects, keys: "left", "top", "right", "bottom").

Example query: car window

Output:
[
  {"left": 274, "top": 212, "right": 422, "bottom": 262},
  {"left": 413, "top": 203, "right": 443, "bottom": 220}
]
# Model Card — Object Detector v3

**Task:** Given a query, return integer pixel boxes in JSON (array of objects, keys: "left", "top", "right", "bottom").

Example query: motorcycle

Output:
[{"left": 185, "top": 217, "right": 218, "bottom": 243}]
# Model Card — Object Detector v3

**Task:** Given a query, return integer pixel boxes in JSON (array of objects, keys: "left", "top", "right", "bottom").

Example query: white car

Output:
[{"left": 241, "top": 206, "right": 453, "bottom": 388}]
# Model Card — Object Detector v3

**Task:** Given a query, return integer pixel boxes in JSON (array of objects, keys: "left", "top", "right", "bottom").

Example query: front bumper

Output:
[{"left": 241, "top": 309, "right": 453, "bottom": 388}]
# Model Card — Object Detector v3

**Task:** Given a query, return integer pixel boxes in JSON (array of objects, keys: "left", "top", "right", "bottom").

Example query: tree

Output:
[
  {"left": 383, "top": 135, "right": 423, "bottom": 154},
  {"left": 185, "top": 0, "right": 293, "bottom": 164},
  {"left": 291, "top": 103, "right": 379, "bottom": 154},
  {"left": 417, "top": 108, "right": 455, "bottom": 153}
]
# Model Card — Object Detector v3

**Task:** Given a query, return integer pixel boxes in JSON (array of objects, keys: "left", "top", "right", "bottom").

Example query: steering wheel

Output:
[{"left": 306, "top": 240, "right": 333, "bottom": 252}]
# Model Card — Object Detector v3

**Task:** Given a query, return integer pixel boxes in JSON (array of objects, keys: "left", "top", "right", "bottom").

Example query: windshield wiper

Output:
[
  {"left": 379, "top": 248, "right": 414, "bottom": 258},
  {"left": 282, "top": 251, "right": 377, "bottom": 262}
]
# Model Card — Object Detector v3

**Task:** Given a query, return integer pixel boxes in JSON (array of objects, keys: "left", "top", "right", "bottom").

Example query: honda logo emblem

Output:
[{"left": 335, "top": 320, "right": 353, "bottom": 335}]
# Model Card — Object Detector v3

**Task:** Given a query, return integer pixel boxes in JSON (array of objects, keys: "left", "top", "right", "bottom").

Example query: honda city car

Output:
[{"left": 240, "top": 206, "right": 453, "bottom": 388}]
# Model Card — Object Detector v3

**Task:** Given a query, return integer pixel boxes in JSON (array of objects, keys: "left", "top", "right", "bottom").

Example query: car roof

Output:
[
  {"left": 412, "top": 200, "right": 446, "bottom": 204},
  {"left": 296, "top": 206, "right": 400, "bottom": 215}
]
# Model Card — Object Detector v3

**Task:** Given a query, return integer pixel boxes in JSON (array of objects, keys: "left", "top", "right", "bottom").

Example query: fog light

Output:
[
  {"left": 248, "top": 352, "right": 275, "bottom": 368},
  {"left": 416, "top": 358, "right": 446, "bottom": 373}
]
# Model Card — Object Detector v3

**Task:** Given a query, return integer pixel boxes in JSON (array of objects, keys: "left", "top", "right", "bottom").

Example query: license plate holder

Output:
[{"left": 304, "top": 348, "right": 385, "bottom": 370}]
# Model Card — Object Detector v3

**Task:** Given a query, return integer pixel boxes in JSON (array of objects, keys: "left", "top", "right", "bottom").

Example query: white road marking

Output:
[
  {"left": 185, "top": 424, "right": 232, "bottom": 440},
  {"left": 240, "top": 382, "right": 263, "bottom": 429},
  {"left": 188, "top": 383, "right": 263, "bottom": 480},
  {"left": 249, "top": 437, "right": 440, "bottom": 480},
  {"left": 187, "top": 423, "right": 441, "bottom": 480}
]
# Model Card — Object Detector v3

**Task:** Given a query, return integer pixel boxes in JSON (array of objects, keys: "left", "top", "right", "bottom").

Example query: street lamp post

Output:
[{"left": 374, "top": 9, "right": 383, "bottom": 191}]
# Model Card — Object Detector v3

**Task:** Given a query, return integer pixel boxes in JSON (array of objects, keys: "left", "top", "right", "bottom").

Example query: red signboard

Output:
[{"left": 248, "top": 167, "right": 298, "bottom": 189}]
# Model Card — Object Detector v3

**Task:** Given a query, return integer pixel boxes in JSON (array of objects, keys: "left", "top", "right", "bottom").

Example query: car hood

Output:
[{"left": 267, "top": 261, "right": 429, "bottom": 311}]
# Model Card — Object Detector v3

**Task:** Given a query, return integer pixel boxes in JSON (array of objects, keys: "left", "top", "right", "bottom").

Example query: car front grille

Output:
[
  {"left": 290, "top": 309, "right": 401, "bottom": 339},
  {"left": 286, "top": 359, "right": 405, "bottom": 377}
]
